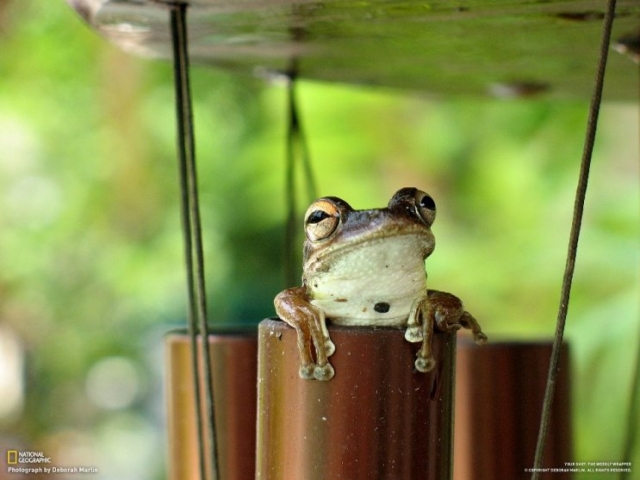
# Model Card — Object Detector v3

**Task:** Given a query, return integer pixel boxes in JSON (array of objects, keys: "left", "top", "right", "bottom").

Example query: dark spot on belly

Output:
[
  {"left": 335, "top": 298, "right": 348, "bottom": 302},
  {"left": 374, "top": 302, "right": 391, "bottom": 313}
]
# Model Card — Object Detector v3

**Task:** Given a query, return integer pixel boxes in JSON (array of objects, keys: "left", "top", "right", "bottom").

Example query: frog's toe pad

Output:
[
  {"left": 314, "top": 363, "right": 335, "bottom": 381},
  {"left": 405, "top": 326, "right": 423, "bottom": 343},
  {"left": 474, "top": 332, "right": 488, "bottom": 345},
  {"left": 415, "top": 356, "right": 436, "bottom": 373},
  {"left": 447, "top": 323, "right": 462, "bottom": 333},
  {"left": 299, "top": 364, "right": 316, "bottom": 380},
  {"left": 324, "top": 339, "right": 336, "bottom": 357}
]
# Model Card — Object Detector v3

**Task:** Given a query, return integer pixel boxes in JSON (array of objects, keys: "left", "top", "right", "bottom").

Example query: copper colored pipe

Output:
[
  {"left": 165, "top": 329, "right": 258, "bottom": 480},
  {"left": 256, "top": 319, "right": 456, "bottom": 480},
  {"left": 454, "top": 341, "right": 572, "bottom": 480}
]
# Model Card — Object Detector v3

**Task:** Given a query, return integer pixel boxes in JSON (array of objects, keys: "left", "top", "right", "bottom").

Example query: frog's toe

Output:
[
  {"left": 314, "top": 363, "right": 335, "bottom": 381},
  {"left": 299, "top": 364, "right": 316, "bottom": 380},
  {"left": 474, "top": 332, "right": 488, "bottom": 345},
  {"left": 415, "top": 356, "right": 436, "bottom": 373},
  {"left": 447, "top": 323, "right": 462, "bottom": 333},
  {"left": 324, "top": 339, "right": 336, "bottom": 357},
  {"left": 405, "top": 326, "right": 423, "bottom": 343}
]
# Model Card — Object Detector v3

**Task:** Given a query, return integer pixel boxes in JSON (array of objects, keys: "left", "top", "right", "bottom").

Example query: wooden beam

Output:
[{"left": 68, "top": 0, "right": 640, "bottom": 100}]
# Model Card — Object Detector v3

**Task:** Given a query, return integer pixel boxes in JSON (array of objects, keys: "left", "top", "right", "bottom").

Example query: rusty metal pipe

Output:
[
  {"left": 165, "top": 329, "right": 258, "bottom": 480},
  {"left": 454, "top": 341, "right": 572, "bottom": 480},
  {"left": 256, "top": 319, "right": 456, "bottom": 480}
]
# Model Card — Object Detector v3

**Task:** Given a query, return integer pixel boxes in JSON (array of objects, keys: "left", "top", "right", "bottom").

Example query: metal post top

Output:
[{"left": 68, "top": 0, "right": 640, "bottom": 100}]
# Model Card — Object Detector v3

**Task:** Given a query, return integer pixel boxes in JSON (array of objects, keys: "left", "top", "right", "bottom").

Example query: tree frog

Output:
[{"left": 274, "top": 187, "right": 487, "bottom": 381}]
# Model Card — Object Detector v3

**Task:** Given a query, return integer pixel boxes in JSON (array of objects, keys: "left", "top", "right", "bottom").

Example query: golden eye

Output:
[
  {"left": 414, "top": 190, "right": 436, "bottom": 226},
  {"left": 304, "top": 199, "right": 341, "bottom": 242}
]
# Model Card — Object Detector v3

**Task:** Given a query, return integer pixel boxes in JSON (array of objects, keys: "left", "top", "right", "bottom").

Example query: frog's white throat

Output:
[{"left": 306, "top": 234, "right": 429, "bottom": 326}]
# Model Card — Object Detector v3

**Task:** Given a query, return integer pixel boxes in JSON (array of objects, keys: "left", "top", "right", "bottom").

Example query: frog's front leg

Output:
[
  {"left": 459, "top": 311, "right": 489, "bottom": 345},
  {"left": 405, "top": 292, "right": 428, "bottom": 343},
  {"left": 274, "top": 287, "right": 336, "bottom": 381},
  {"left": 413, "top": 290, "right": 488, "bottom": 372},
  {"left": 403, "top": 293, "right": 440, "bottom": 371},
  {"left": 413, "top": 296, "right": 440, "bottom": 372},
  {"left": 428, "top": 290, "right": 488, "bottom": 344}
]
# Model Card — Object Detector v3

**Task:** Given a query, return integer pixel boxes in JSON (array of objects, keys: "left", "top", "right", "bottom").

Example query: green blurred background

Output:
[{"left": 0, "top": 1, "right": 638, "bottom": 479}]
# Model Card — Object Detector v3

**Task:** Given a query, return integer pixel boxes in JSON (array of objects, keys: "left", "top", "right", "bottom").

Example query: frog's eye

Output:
[
  {"left": 388, "top": 187, "right": 436, "bottom": 225},
  {"left": 304, "top": 200, "right": 341, "bottom": 242},
  {"left": 414, "top": 191, "right": 436, "bottom": 226}
]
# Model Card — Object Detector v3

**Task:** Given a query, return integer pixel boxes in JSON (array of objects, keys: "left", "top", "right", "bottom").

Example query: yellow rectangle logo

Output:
[{"left": 7, "top": 450, "right": 18, "bottom": 464}]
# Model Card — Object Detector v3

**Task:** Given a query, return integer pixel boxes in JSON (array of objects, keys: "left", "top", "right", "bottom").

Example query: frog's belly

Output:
[{"left": 307, "top": 247, "right": 427, "bottom": 327}]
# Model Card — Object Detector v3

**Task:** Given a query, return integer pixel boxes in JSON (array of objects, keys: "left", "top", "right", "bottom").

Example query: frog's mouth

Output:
[{"left": 309, "top": 229, "right": 435, "bottom": 267}]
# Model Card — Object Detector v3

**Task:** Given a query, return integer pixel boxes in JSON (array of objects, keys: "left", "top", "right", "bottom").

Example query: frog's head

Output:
[{"left": 302, "top": 187, "right": 437, "bottom": 265}]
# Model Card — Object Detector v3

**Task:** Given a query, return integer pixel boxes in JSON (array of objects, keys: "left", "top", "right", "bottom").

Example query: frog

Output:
[{"left": 274, "top": 187, "right": 487, "bottom": 381}]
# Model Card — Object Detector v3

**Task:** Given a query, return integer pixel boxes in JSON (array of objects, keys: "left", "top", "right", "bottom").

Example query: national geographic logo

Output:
[
  {"left": 5, "top": 449, "right": 99, "bottom": 475},
  {"left": 6, "top": 449, "right": 51, "bottom": 465}
]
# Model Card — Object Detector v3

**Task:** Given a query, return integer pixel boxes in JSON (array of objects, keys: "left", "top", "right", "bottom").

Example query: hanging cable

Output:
[
  {"left": 169, "top": 3, "right": 220, "bottom": 480},
  {"left": 284, "top": 69, "right": 317, "bottom": 287},
  {"left": 531, "top": 1, "right": 617, "bottom": 477}
]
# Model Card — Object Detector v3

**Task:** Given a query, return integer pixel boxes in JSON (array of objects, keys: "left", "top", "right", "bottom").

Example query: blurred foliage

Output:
[{"left": 0, "top": 1, "right": 638, "bottom": 479}]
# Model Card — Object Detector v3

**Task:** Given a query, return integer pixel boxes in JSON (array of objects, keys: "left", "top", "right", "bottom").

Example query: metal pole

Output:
[
  {"left": 166, "top": 330, "right": 258, "bottom": 480},
  {"left": 455, "top": 341, "right": 572, "bottom": 480},
  {"left": 256, "top": 319, "right": 456, "bottom": 480}
]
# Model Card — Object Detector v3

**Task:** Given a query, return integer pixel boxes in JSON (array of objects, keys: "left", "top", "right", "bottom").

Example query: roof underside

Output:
[{"left": 69, "top": 0, "right": 640, "bottom": 100}]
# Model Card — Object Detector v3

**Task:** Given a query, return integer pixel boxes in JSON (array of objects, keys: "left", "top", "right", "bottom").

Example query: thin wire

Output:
[
  {"left": 531, "top": 1, "right": 617, "bottom": 477},
  {"left": 619, "top": 61, "right": 640, "bottom": 480},
  {"left": 169, "top": 4, "right": 220, "bottom": 480},
  {"left": 284, "top": 73, "right": 317, "bottom": 287},
  {"left": 284, "top": 76, "right": 297, "bottom": 288},
  {"left": 297, "top": 97, "right": 318, "bottom": 203}
]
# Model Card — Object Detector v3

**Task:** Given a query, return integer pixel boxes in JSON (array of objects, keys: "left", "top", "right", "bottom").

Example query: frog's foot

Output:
[
  {"left": 324, "top": 338, "right": 336, "bottom": 357},
  {"left": 459, "top": 311, "right": 488, "bottom": 345},
  {"left": 299, "top": 364, "right": 316, "bottom": 380},
  {"left": 314, "top": 362, "right": 335, "bottom": 381},
  {"left": 474, "top": 331, "right": 488, "bottom": 345},
  {"left": 414, "top": 297, "right": 437, "bottom": 373},
  {"left": 415, "top": 355, "right": 436, "bottom": 373},
  {"left": 275, "top": 287, "right": 333, "bottom": 381},
  {"left": 300, "top": 361, "right": 335, "bottom": 381},
  {"left": 435, "top": 311, "right": 463, "bottom": 334},
  {"left": 405, "top": 325, "right": 423, "bottom": 343}
]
